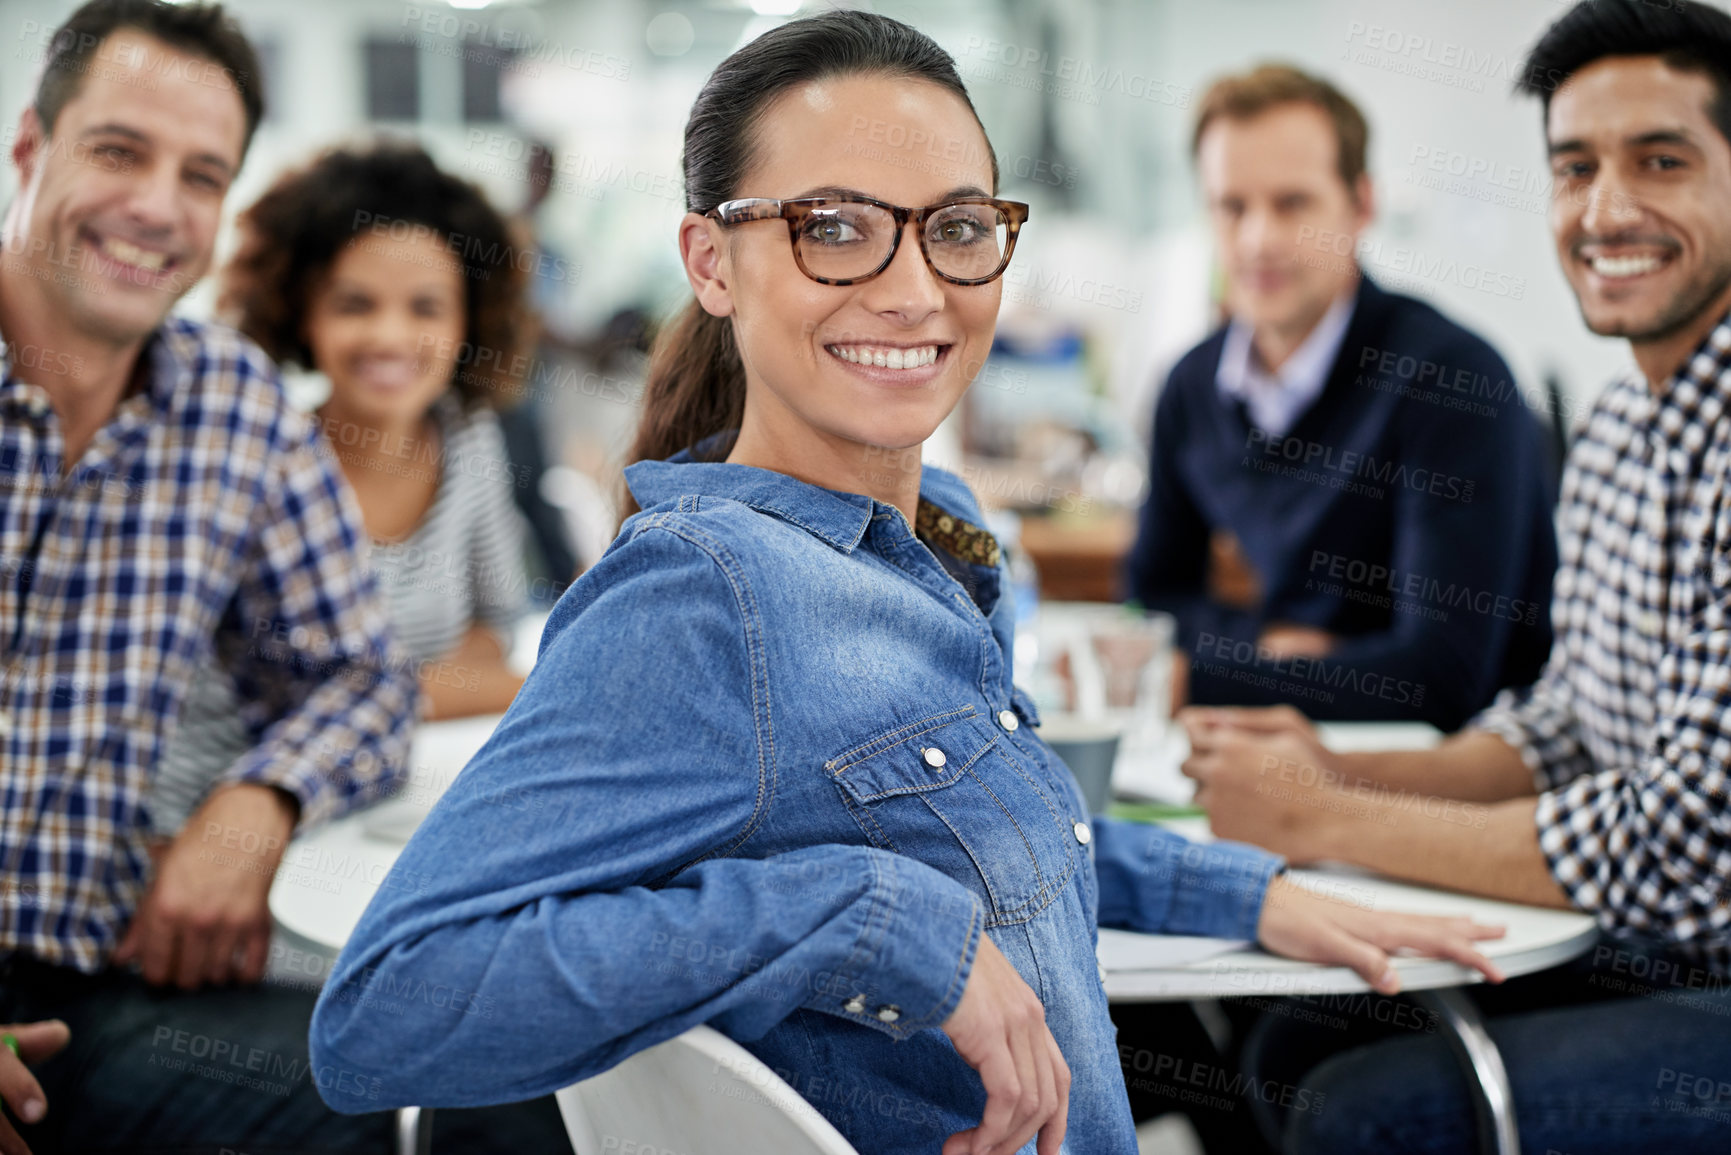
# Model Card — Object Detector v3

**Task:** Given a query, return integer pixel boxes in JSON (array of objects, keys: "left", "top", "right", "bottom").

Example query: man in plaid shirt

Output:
[
  {"left": 0, "top": 2, "right": 420, "bottom": 1150},
  {"left": 1186, "top": 2, "right": 1731, "bottom": 1150}
]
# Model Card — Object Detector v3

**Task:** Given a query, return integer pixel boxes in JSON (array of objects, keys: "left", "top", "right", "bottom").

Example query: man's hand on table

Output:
[
  {"left": 0, "top": 1020, "right": 70, "bottom": 1155},
  {"left": 1179, "top": 710, "right": 1343, "bottom": 861},
  {"left": 1257, "top": 876, "right": 1506, "bottom": 994},
  {"left": 115, "top": 783, "right": 298, "bottom": 990},
  {"left": 1181, "top": 704, "right": 1319, "bottom": 740},
  {"left": 1181, "top": 708, "right": 1573, "bottom": 911}
]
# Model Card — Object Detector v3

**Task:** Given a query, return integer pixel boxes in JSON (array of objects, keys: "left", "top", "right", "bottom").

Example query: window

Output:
[
  {"left": 462, "top": 40, "right": 516, "bottom": 123},
  {"left": 364, "top": 36, "right": 419, "bottom": 122}
]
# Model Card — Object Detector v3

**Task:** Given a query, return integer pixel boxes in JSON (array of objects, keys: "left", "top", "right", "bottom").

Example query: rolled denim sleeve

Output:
[
  {"left": 310, "top": 523, "right": 984, "bottom": 1112},
  {"left": 1091, "top": 817, "right": 1284, "bottom": 940}
]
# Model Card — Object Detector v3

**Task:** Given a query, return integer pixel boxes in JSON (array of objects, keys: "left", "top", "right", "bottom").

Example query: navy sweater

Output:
[{"left": 1125, "top": 277, "right": 1557, "bottom": 729}]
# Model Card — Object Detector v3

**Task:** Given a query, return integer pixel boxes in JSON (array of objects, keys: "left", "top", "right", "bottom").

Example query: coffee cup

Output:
[{"left": 1035, "top": 713, "right": 1122, "bottom": 814}]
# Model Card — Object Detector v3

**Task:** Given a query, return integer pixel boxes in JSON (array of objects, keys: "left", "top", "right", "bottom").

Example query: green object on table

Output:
[
  {"left": 2, "top": 1032, "right": 16, "bottom": 1057},
  {"left": 1107, "top": 801, "right": 1206, "bottom": 823}
]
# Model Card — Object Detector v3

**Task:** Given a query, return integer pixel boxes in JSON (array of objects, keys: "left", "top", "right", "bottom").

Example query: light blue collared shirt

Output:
[{"left": 1216, "top": 290, "right": 1358, "bottom": 436}]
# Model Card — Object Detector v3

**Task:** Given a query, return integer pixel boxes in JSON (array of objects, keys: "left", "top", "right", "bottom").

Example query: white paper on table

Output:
[
  {"left": 1109, "top": 726, "right": 1193, "bottom": 804},
  {"left": 1095, "top": 927, "right": 1249, "bottom": 971}
]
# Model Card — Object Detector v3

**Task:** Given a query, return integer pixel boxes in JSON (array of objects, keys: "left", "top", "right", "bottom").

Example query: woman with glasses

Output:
[{"left": 310, "top": 13, "right": 1504, "bottom": 1153}]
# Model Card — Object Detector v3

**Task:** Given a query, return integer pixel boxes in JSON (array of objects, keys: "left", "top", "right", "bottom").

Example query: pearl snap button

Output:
[
  {"left": 922, "top": 746, "right": 947, "bottom": 769},
  {"left": 843, "top": 995, "right": 866, "bottom": 1014},
  {"left": 876, "top": 1005, "right": 901, "bottom": 1023},
  {"left": 997, "top": 709, "right": 1019, "bottom": 732},
  {"left": 1073, "top": 821, "right": 1092, "bottom": 845}
]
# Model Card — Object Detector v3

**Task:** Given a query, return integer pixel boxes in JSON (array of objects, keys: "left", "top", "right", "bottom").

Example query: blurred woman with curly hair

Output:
[{"left": 153, "top": 141, "right": 541, "bottom": 830}]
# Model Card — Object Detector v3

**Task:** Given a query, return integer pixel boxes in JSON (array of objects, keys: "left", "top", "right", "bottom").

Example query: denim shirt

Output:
[{"left": 309, "top": 454, "right": 1283, "bottom": 1153}]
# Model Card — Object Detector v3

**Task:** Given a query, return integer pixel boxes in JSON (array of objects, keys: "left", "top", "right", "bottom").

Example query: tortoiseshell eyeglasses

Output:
[{"left": 705, "top": 194, "right": 1029, "bottom": 286}]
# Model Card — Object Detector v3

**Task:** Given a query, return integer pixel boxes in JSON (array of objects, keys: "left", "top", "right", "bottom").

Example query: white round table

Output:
[{"left": 271, "top": 713, "right": 505, "bottom": 952}]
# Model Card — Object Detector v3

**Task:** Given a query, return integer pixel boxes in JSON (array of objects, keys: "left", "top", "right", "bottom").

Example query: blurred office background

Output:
[{"left": 0, "top": 0, "right": 1650, "bottom": 579}]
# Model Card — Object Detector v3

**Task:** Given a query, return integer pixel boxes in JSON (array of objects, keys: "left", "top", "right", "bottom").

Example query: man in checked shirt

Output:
[
  {"left": 1182, "top": 2, "right": 1731, "bottom": 1151},
  {"left": 0, "top": 2, "right": 427, "bottom": 1151}
]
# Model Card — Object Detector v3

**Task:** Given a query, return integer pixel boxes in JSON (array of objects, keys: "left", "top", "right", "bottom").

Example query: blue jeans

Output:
[
  {"left": 1, "top": 956, "right": 569, "bottom": 1154},
  {"left": 1244, "top": 935, "right": 1731, "bottom": 1154}
]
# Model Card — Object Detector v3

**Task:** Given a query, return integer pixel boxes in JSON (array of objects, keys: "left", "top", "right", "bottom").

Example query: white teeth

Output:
[
  {"left": 99, "top": 237, "right": 168, "bottom": 272},
  {"left": 358, "top": 358, "right": 415, "bottom": 385},
  {"left": 826, "top": 344, "right": 940, "bottom": 369},
  {"left": 1590, "top": 254, "right": 1663, "bottom": 278}
]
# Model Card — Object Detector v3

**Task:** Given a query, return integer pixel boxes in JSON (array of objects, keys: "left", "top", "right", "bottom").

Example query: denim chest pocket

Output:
[{"left": 827, "top": 706, "right": 1079, "bottom": 926}]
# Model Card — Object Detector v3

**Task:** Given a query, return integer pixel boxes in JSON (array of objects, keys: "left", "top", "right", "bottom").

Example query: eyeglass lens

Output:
[{"left": 795, "top": 201, "right": 1010, "bottom": 282}]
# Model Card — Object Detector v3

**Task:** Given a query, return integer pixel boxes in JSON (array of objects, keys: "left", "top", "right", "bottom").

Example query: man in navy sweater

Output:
[{"left": 1126, "top": 65, "right": 1557, "bottom": 731}]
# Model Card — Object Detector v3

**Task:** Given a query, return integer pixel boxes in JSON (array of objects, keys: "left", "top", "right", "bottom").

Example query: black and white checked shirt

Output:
[
  {"left": 1474, "top": 312, "right": 1731, "bottom": 971},
  {"left": 0, "top": 318, "right": 417, "bottom": 972}
]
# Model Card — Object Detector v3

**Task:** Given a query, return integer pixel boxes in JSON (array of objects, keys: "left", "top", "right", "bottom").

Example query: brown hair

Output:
[
  {"left": 220, "top": 140, "right": 531, "bottom": 410},
  {"left": 1191, "top": 64, "right": 1370, "bottom": 193},
  {"left": 619, "top": 10, "right": 995, "bottom": 518},
  {"left": 37, "top": 0, "right": 264, "bottom": 158}
]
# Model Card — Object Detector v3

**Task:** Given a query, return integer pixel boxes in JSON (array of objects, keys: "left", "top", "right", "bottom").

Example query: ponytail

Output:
[{"left": 617, "top": 301, "right": 744, "bottom": 518}]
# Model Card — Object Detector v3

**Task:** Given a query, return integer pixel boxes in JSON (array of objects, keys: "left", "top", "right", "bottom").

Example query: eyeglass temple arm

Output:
[{"left": 708, "top": 199, "right": 785, "bottom": 224}]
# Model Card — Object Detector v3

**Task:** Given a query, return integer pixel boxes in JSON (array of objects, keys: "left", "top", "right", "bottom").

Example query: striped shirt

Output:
[
  {"left": 151, "top": 397, "right": 531, "bottom": 833},
  {"left": 0, "top": 318, "right": 417, "bottom": 973},
  {"left": 1474, "top": 311, "right": 1731, "bottom": 971}
]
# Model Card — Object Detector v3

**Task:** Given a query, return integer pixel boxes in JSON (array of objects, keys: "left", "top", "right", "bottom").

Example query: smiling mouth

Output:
[
  {"left": 352, "top": 357, "right": 423, "bottom": 389},
  {"left": 1581, "top": 249, "right": 1675, "bottom": 281},
  {"left": 825, "top": 343, "right": 945, "bottom": 370},
  {"left": 86, "top": 230, "right": 174, "bottom": 278},
  {"left": 1592, "top": 255, "right": 1664, "bottom": 278}
]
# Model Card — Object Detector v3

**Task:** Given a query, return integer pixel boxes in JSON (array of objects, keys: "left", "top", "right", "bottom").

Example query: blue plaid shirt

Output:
[
  {"left": 0, "top": 316, "right": 417, "bottom": 972},
  {"left": 1475, "top": 310, "right": 1731, "bottom": 971}
]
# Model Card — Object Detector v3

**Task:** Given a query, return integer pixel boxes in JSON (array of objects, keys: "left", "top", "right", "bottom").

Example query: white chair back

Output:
[{"left": 555, "top": 1025, "right": 860, "bottom": 1155}]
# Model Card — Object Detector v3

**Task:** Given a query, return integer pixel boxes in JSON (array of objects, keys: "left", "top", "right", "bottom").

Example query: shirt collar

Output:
[
  {"left": 1216, "top": 288, "right": 1357, "bottom": 434},
  {"left": 623, "top": 437, "right": 997, "bottom": 561},
  {"left": 1648, "top": 306, "right": 1731, "bottom": 446},
  {"left": 0, "top": 315, "right": 193, "bottom": 418},
  {"left": 143, "top": 320, "right": 198, "bottom": 412}
]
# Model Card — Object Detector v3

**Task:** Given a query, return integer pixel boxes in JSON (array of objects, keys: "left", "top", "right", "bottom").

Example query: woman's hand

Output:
[
  {"left": 419, "top": 625, "right": 527, "bottom": 720},
  {"left": 0, "top": 1020, "right": 70, "bottom": 1155},
  {"left": 1256, "top": 875, "right": 1507, "bottom": 994},
  {"left": 940, "top": 934, "right": 1069, "bottom": 1155}
]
